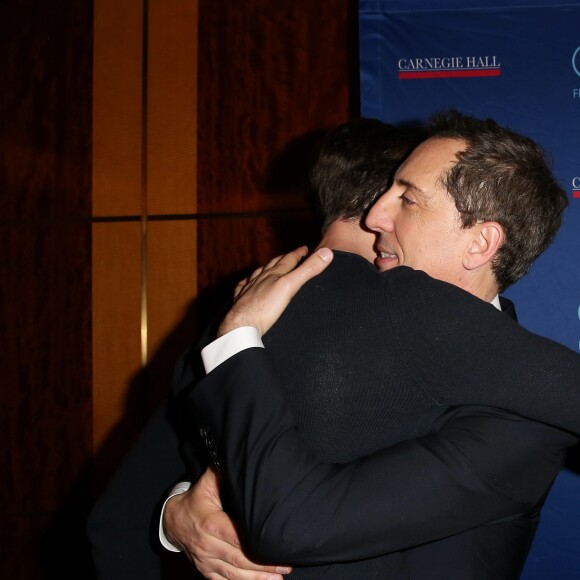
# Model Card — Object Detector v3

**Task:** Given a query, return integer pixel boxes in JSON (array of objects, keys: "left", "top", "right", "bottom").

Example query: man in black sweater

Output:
[
  {"left": 87, "top": 119, "right": 425, "bottom": 579},
  {"left": 163, "top": 112, "right": 579, "bottom": 579}
]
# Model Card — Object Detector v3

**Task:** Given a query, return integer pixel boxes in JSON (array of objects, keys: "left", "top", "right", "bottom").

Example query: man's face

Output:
[
  {"left": 366, "top": 137, "right": 475, "bottom": 289},
  {"left": 349, "top": 227, "right": 384, "bottom": 264}
]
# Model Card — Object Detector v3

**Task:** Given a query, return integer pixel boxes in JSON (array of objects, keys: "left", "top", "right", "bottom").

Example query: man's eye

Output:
[{"left": 399, "top": 194, "right": 415, "bottom": 206}]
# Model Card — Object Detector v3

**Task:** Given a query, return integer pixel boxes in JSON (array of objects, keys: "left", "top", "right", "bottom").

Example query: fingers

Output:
[
  {"left": 234, "top": 277, "right": 248, "bottom": 301},
  {"left": 190, "top": 510, "right": 291, "bottom": 579},
  {"left": 166, "top": 477, "right": 291, "bottom": 580},
  {"left": 280, "top": 247, "right": 333, "bottom": 293},
  {"left": 195, "top": 544, "right": 290, "bottom": 579},
  {"left": 270, "top": 245, "right": 309, "bottom": 269},
  {"left": 199, "top": 503, "right": 243, "bottom": 549},
  {"left": 249, "top": 266, "right": 265, "bottom": 283},
  {"left": 233, "top": 246, "right": 312, "bottom": 304},
  {"left": 235, "top": 247, "right": 307, "bottom": 297},
  {"left": 261, "top": 246, "right": 309, "bottom": 277},
  {"left": 261, "top": 246, "right": 309, "bottom": 273},
  {"left": 222, "top": 246, "right": 333, "bottom": 337},
  {"left": 200, "top": 564, "right": 285, "bottom": 580},
  {"left": 198, "top": 466, "right": 221, "bottom": 497},
  {"left": 265, "top": 247, "right": 333, "bottom": 305},
  {"left": 246, "top": 246, "right": 329, "bottom": 293},
  {"left": 248, "top": 247, "right": 311, "bottom": 286},
  {"left": 250, "top": 247, "right": 308, "bottom": 281}
]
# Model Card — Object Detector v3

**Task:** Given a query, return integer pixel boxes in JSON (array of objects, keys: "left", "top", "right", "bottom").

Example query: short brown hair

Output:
[
  {"left": 428, "top": 110, "right": 568, "bottom": 291},
  {"left": 311, "top": 118, "right": 425, "bottom": 231}
]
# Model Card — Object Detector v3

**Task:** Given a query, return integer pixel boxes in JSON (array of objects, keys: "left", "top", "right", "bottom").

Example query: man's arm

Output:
[
  {"left": 158, "top": 321, "right": 294, "bottom": 579},
  {"left": 88, "top": 401, "right": 191, "bottom": 580},
  {"left": 180, "top": 249, "right": 578, "bottom": 565},
  {"left": 213, "top": 247, "right": 580, "bottom": 433},
  {"left": 166, "top": 248, "right": 579, "bottom": 571},
  {"left": 189, "top": 348, "right": 574, "bottom": 565},
  {"left": 163, "top": 468, "right": 292, "bottom": 580},
  {"left": 88, "top": 310, "right": 288, "bottom": 580},
  {"left": 87, "top": 337, "right": 216, "bottom": 580}
]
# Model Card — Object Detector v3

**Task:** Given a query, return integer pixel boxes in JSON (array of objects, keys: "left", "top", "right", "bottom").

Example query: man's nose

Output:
[{"left": 366, "top": 189, "right": 396, "bottom": 233}]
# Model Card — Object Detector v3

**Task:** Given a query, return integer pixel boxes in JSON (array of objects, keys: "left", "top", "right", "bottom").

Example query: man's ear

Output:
[{"left": 463, "top": 222, "right": 504, "bottom": 270}]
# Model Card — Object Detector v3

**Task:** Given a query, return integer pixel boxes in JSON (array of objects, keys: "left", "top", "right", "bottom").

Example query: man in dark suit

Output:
[{"left": 163, "top": 112, "right": 580, "bottom": 579}]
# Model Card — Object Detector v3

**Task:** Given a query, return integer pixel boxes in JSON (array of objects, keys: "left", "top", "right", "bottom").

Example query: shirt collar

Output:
[{"left": 491, "top": 295, "right": 501, "bottom": 311}]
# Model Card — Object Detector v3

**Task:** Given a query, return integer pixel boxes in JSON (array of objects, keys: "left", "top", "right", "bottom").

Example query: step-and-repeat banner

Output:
[{"left": 360, "top": 0, "right": 580, "bottom": 576}]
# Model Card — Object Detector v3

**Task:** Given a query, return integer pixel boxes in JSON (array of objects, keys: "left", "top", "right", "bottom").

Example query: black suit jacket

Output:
[{"left": 190, "top": 253, "right": 580, "bottom": 579}]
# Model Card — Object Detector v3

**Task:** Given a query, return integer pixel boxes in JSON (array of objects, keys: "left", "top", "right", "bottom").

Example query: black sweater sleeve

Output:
[{"left": 386, "top": 268, "right": 580, "bottom": 433}]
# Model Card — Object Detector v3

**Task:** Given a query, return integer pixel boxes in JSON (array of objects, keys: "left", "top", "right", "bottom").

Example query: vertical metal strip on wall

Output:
[{"left": 140, "top": 0, "right": 149, "bottom": 367}]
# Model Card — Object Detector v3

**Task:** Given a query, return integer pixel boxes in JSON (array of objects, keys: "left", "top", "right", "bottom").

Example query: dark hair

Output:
[
  {"left": 428, "top": 110, "right": 568, "bottom": 291},
  {"left": 310, "top": 118, "right": 425, "bottom": 231}
]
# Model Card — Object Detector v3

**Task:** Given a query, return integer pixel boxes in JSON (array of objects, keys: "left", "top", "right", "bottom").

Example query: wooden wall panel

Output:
[
  {"left": 145, "top": 220, "right": 199, "bottom": 407},
  {"left": 0, "top": 224, "right": 94, "bottom": 578},
  {"left": 196, "top": 0, "right": 356, "bottom": 215},
  {"left": 1, "top": 223, "right": 93, "bottom": 511},
  {"left": 196, "top": 214, "right": 319, "bottom": 323},
  {"left": 91, "top": 0, "right": 146, "bottom": 492},
  {"left": 0, "top": 0, "right": 94, "bottom": 577},
  {"left": 0, "top": 0, "right": 93, "bottom": 221},
  {"left": 92, "top": 0, "right": 143, "bottom": 217},
  {"left": 92, "top": 222, "right": 143, "bottom": 456},
  {"left": 0, "top": 0, "right": 355, "bottom": 577},
  {"left": 148, "top": 0, "right": 198, "bottom": 215}
]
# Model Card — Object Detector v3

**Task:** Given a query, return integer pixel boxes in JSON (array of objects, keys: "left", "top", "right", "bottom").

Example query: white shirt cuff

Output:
[
  {"left": 159, "top": 481, "right": 192, "bottom": 552},
  {"left": 201, "top": 326, "right": 264, "bottom": 373}
]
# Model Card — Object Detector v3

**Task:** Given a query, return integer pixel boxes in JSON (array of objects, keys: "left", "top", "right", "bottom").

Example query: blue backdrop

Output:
[{"left": 359, "top": 1, "right": 580, "bottom": 576}]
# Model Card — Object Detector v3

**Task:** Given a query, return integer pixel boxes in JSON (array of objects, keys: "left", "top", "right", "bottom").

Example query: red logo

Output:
[
  {"left": 399, "top": 69, "right": 500, "bottom": 79},
  {"left": 398, "top": 56, "right": 501, "bottom": 80}
]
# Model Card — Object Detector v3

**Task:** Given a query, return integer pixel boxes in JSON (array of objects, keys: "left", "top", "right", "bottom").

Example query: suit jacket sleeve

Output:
[
  {"left": 171, "top": 307, "right": 230, "bottom": 476},
  {"left": 189, "top": 348, "right": 575, "bottom": 565},
  {"left": 87, "top": 344, "right": 206, "bottom": 580}
]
